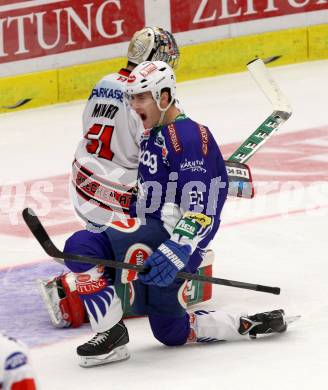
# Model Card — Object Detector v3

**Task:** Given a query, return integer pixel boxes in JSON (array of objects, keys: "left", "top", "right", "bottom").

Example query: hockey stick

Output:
[
  {"left": 228, "top": 58, "right": 292, "bottom": 164},
  {"left": 22, "top": 208, "right": 280, "bottom": 295},
  {"left": 263, "top": 55, "right": 281, "bottom": 65},
  {"left": 1, "top": 98, "right": 32, "bottom": 109}
]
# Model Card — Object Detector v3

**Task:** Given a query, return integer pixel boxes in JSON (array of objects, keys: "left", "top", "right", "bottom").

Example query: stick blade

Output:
[
  {"left": 263, "top": 55, "right": 281, "bottom": 64},
  {"left": 2, "top": 98, "right": 32, "bottom": 109},
  {"left": 22, "top": 208, "right": 61, "bottom": 258},
  {"left": 247, "top": 58, "right": 292, "bottom": 114}
]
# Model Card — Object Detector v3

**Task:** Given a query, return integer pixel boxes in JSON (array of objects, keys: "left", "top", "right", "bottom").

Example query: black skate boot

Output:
[
  {"left": 238, "top": 309, "right": 287, "bottom": 339},
  {"left": 77, "top": 320, "right": 130, "bottom": 367}
]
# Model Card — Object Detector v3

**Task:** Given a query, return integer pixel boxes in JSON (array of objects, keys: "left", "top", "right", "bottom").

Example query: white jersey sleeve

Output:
[
  {"left": 0, "top": 333, "right": 37, "bottom": 390},
  {"left": 71, "top": 68, "right": 144, "bottom": 226}
]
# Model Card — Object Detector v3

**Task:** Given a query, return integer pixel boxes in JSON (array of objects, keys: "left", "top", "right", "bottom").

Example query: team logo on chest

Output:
[{"left": 140, "top": 149, "right": 158, "bottom": 174}]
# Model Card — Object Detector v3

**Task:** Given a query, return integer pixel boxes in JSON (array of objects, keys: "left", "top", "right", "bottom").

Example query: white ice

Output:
[{"left": 1, "top": 59, "right": 328, "bottom": 390}]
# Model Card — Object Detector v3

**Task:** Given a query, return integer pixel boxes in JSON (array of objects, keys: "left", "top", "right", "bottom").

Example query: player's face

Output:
[{"left": 129, "top": 92, "right": 161, "bottom": 129}]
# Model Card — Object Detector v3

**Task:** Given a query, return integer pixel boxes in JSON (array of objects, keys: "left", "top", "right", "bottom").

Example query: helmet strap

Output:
[{"left": 156, "top": 99, "right": 174, "bottom": 127}]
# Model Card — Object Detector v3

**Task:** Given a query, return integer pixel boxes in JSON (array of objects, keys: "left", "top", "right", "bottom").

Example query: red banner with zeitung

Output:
[
  {"left": 170, "top": 0, "right": 328, "bottom": 33},
  {"left": 0, "top": 0, "right": 145, "bottom": 64}
]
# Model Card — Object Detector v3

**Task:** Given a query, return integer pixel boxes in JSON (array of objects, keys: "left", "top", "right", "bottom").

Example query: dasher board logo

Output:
[
  {"left": 0, "top": 0, "right": 145, "bottom": 65},
  {"left": 171, "top": 0, "right": 328, "bottom": 33}
]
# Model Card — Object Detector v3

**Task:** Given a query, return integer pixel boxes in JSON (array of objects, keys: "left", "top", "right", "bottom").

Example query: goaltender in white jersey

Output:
[
  {"left": 71, "top": 27, "right": 179, "bottom": 226},
  {"left": 71, "top": 69, "right": 142, "bottom": 226},
  {"left": 0, "top": 333, "right": 38, "bottom": 390}
]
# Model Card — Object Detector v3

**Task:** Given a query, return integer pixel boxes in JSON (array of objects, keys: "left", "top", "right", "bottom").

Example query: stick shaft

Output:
[{"left": 22, "top": 208, "right": 280, "bottom": 295}]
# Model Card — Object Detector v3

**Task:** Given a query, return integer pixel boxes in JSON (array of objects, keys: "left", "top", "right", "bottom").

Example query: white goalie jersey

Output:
[{"left": 71, "top": 68, "right": 143, "bottom": 225}]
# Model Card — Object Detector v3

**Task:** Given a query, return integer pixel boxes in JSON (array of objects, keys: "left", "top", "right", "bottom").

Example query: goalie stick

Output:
[
  {"left": 228, "top": 58, "right": 292, "bottom": 164},
  {"left": 22, "top": 208, "right": 280, "bottom": 295}
]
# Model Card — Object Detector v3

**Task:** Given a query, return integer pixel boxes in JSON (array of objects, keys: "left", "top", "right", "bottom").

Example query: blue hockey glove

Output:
[{"left": 139, "top": 240, "right": 191, "bottom": 287}]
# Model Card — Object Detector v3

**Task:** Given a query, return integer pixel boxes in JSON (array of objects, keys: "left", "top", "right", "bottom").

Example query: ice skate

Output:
[
  {"left": 239, "top": 309, "right": 291, "bottom": 338},
  {"left": 77, "top": 320, "right": 130, "bottom": 367}
]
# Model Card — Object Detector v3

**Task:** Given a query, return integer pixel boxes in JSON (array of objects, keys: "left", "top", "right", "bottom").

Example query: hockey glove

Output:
[{"left": 138, "top": 240, "right": 191, "bottom": 287}]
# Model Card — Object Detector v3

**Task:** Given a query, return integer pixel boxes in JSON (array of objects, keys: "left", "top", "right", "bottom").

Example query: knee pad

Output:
[
  {"left": 64, "top": 230, "right": 114, "bottom": 273},
  {"left": 149, "top": 314, "right": 190, "bottom": 346}
]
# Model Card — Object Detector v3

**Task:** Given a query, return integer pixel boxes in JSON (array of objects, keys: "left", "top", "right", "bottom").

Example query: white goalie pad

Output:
[
  {"left": 38, "top": 276, "right": 71, "bottom": 328},
  {"left": 38, "top": 272, "right": 87, "bottom": 328}
]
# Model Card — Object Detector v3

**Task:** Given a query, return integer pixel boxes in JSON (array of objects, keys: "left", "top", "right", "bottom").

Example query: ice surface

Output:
[{"left": 1, "top": 59, "right": 328, "bottom": 390}]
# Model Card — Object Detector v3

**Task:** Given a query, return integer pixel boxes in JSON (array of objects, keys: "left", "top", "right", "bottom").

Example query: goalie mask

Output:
[
  {"left": 126, "top": 61, "right": 176, "bottom": 114},
  {"left": 127, "top": 27, "right": 179, "bottom": 69}
]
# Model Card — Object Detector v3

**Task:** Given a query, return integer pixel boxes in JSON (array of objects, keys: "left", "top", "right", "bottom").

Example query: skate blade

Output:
[
  {"left": 285, "top": 315, "right": 301, "bottom": 325},
  {"left": 78, "top": 345, "right": 130, "bottom": 367},
  {"left": 250, "top": 315, "right": 301, "bottom": 339},
  {"left": 37, "top": 279, "right": 70, "bottom": 328}
]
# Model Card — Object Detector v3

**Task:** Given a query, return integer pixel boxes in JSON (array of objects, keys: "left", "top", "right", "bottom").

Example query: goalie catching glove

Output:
[{"left": 139, "top": 240, "right": 191, "bottom": 287}]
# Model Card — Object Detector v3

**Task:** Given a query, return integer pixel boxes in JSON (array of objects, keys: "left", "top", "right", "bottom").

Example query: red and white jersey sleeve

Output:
[
  {"left": 0, "top": 333, "right": 37, "bottom": 390},
  {"left": 70, "top": 69, "right": 144, "bottom": 226}
]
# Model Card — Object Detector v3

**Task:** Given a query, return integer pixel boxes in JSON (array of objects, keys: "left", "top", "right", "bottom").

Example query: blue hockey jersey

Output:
[{"left": 130, "top": 115, "right": 228, "bottom": 269}]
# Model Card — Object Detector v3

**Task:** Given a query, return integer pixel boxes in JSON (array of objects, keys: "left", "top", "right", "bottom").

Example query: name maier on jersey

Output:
[{"left": 70, "top": 69, "right": 143, "bottom": 227}]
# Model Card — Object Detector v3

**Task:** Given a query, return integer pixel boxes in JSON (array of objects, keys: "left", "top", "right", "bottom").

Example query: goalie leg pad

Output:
[
  {"left": 75, "top": 266, "right": 123, "bottom": 333},
  {"left": 38, "top": 272, "right": 87, "bottom": 328},
  {"left": 60, "top": 272, "right": 88, "bottom": 328}
]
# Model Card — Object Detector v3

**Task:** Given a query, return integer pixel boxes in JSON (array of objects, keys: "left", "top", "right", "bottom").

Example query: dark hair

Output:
[{"left": 161, "top": 87, "right": 174, "bottom": 104}]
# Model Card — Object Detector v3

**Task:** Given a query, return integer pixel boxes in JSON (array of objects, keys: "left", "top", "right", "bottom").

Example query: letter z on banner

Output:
[{"left": 170, "top": 0, "right": 328, "bottom": 33}]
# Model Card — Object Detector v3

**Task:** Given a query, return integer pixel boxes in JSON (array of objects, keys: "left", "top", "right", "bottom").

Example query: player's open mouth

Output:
[{"left": 139, "top": 113, "right": 147, "bottom": 122}]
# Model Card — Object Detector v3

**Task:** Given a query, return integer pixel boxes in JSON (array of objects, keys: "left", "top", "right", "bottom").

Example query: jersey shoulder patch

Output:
[
  {"left": 165, "top": 118, "right": 210, "bottom": 155},
  {"left": 197, "top": 123, "right": 209, "bottom": 156},
  {"left": 166, "top": 123, "right": 182, "bottom": 153}
]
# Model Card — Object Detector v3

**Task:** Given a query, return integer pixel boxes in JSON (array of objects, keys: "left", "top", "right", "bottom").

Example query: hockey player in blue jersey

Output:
[{"left": 64, "top": 61, "right": 289, "bottom": 367}]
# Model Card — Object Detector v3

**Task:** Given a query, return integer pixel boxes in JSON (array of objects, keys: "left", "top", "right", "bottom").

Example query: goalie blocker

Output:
[{"left": 38, "top": 250, "right": 214, "bottom": 328}]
